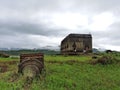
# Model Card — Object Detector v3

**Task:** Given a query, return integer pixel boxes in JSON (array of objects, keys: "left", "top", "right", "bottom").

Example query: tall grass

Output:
[{"left": 0, "top": 54, "right": 120, "bottom": 90}]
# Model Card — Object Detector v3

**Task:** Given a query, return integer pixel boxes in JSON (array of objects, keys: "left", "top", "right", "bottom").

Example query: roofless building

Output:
[{"left": 61, "top": 34, "right": 92, "bottom": 55}]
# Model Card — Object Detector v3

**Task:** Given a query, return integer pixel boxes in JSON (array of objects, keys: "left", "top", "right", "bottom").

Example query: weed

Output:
[{"left": 0, "top": 54, "right": 120, "bottom": 90}]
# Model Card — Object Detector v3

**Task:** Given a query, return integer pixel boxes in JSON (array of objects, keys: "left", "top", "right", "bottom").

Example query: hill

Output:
[{"left": 0, "top": 49, "right": 60, "bottom": 56}]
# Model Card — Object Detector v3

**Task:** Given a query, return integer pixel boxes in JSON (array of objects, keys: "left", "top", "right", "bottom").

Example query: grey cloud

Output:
[
  {"left": 0, "top": 0, "right": 61, "bottom": 12},
  {"left": 92, "top": 22, "right": 120, "bottom": 48},
  {"left": 71, "top": 0, "right": 120, "bottom": 14},
  {"left": 0, "top": 35, "right": 41, "bottom": 48},
  {"left": 0, "top": 19, "right": 68, "bottom": 37},
  {"left": 1, "top": 0, "right": 119, "bottom": 13},
  {"left": 0, "top": 0, "right": 120, "bottom": 50}
]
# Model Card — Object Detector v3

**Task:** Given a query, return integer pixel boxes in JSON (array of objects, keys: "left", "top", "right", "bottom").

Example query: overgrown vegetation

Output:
[{"left": 0, "top": 53, "right": 120, "bottom": 90}]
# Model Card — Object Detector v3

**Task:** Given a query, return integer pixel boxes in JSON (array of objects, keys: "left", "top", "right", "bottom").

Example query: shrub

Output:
[{"left": 90, "top": 55, "right": 120, "bottom": 65}]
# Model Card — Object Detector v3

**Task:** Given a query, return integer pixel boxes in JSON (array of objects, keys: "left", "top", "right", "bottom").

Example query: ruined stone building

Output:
[{"left": 61, "top": 34, "right": 92, "bottom": 55}]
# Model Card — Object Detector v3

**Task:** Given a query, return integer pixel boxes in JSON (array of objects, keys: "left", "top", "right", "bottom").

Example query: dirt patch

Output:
[
  {"left": 0, "top": 61, "right": 18, "bottom": 73},
  {"left": 47, "top": 60, "right": 85, "bottom": 65},
  {"left": 65, "top": 60, "right": 80, "bottom": 65},
  {"left": 7, "top": 61, "right": 18, "bottom": 65},
  {"left": 0, "top": 61, "right": 18, "bottom": 65},
  {"left": 0, "top": 65, "right": 8, "bottom": 73},
  {"left": 47, "top": 61, "right": 63, "bottom": 64}
]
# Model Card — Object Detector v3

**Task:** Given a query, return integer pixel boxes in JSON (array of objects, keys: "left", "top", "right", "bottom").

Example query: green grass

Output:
[
  {"left": 0, "top": 56, "right": 19, "bottom": 61},
  {"left": 0, "top": 54, "right": 120, "bottom": 90},
  {"left": 45, "top": 55, "right": 91, "bottom": 62},
  {"left": 32, "top": 63, "right": 120, "bottom": 90}
]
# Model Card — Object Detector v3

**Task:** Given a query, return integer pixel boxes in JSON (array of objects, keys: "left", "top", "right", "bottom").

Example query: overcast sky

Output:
[{"left": 0, "top": 0, "right": 120, "bottom": 51}]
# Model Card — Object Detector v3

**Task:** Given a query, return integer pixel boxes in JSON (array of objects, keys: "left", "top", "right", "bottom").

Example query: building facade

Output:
[{"left": 61, "top": 34, "right": 92, "bottom": 55}]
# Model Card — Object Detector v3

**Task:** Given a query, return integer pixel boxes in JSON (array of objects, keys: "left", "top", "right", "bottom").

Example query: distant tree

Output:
[{"left": 106, "top": 50, "right": 113, "bottom": 53}]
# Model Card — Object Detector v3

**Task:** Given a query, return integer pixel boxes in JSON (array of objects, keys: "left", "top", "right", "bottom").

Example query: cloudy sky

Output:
[{"left": 0, "top": 0, "right": 120, "bottom": 51}]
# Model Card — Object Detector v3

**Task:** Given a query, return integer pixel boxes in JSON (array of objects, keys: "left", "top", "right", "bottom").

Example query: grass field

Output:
[{"left": 0, "top": 54, "right": 120, "bottom": 90}]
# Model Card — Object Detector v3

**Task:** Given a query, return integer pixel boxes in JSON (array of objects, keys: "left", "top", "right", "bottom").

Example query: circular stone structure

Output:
[{"left": 18, "top": 53, "right": 44, "bottom": 77}]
